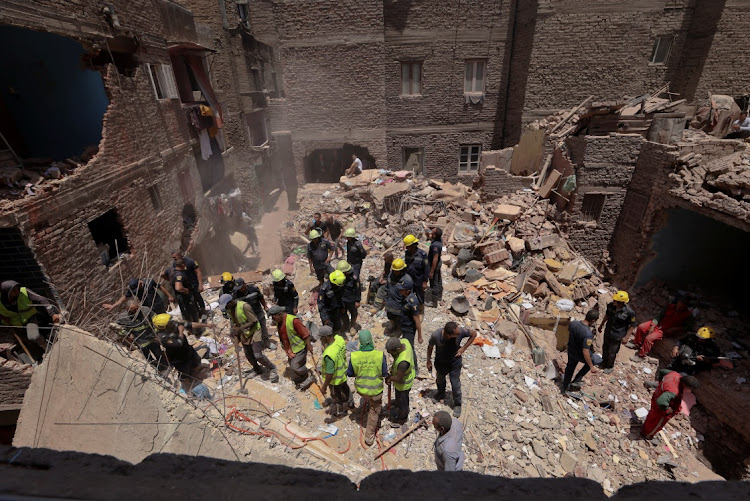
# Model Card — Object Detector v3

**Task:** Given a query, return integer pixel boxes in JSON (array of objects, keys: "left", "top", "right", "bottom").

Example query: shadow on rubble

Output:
[{"left": 1, "top": 446, "right": 749, "bottom": 500}]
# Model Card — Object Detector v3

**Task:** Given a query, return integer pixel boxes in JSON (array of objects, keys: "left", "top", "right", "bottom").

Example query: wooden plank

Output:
[
  {"left": 206, "top": 270, "right": 263, "bottom": 289},
  {"left": 538, "top": 169, "right": 562, "bottom": 199},
  {"left": 550, "top": 95, "right": 594, "bottom": 133}
]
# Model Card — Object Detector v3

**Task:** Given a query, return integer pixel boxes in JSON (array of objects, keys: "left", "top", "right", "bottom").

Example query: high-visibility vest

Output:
[
  {"left": 235, "top": 301, "right": 260, "bottom": 345},
  {"left": 323, "top": 334, "right": 347, "bottom": 386},
  {"left": 391, "top": 338, "right": 415, "bottom": 391},
  {"left": 282, "top": 313, "right": 306, "bottom": 354},
  {"left": 351, "top": 350, "right": 384, "bottom": 396},
  {"left": 0, "top": 287, "right": 38, "bottom": 326}
]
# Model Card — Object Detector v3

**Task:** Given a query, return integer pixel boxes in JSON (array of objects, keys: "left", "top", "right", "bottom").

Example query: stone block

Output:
[
  {"left": 527, "top": 234, "right": 561, "bottom": 251},
  {"left": 483, "top": 249, "right": 510, "bottom": 265},
  {"left": 493, "top": 204, "right": 522, "bottom": 221},
  {"left": 507, "top": 236, "right": 526, "bottom": 254}
]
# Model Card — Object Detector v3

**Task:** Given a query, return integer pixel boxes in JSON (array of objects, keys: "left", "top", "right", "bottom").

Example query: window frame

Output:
[
  {"left": 146, "top": 63, "right": 179, "bottom": 100},
  {"left": 620, "top": 192, "right": 649, "bottom": 230},
  {"left": 579, "top": 193, "right": 607, "bottom": 222},
  {"left": 400, "top": 61, "right": 423, "bottom": 97},
  {"left": 464, "top": 59, "right": 486, "bottom": 96},
  {"left": 458, "top": 144, "right": 482, "bottom": 174},
  {"left": 649, "top": 36, "right": 674, "bottom": 65},
  {"left": 245, "top": 110, "right": 269, "bottom": 147}
]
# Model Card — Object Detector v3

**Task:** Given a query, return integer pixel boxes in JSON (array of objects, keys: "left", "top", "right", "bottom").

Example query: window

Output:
[
  {"left": 403, "top": 147, "right": 424, "bottom": 175},
  {"left": 580, "top": 193, "right": 607, "bottom": 222},
  {"left": 464, "top": 60, "right": 486, "bottom": 95},
  {"left": 237, "top": 0, "right": 249, "bottom": 24},
  {"left": 146, "top": 63, "right": 179, "bottom": 100},
  {"left": 148, "top": 185, "right": 163, "bottom": 212},
  {"left": 620, "top": 192, "right": 649, "bottom": 230},
  {"left": 246, "top": 111, "right": 268, "bottom": 147},
  {"left": 459, "top": 144, "right": 481, "bottom": 173},
  {"left": 400, "top": 62, "right": 422, "bottom": 96},
  {"left": 650, "top": 36, "right": 673, "bottom": 64},
  {"left": 88, "top": 209, "right": 129, "bottom": 267}
]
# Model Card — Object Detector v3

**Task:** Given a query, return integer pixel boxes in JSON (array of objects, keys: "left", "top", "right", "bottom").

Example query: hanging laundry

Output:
[{"left": 199, "top": 129, "right": 213, "bottom": 160}]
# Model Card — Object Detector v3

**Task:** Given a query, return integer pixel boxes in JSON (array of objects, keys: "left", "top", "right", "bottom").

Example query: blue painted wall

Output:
[{"left": 0, "top": 26, "right": 109, "bottom": 160}]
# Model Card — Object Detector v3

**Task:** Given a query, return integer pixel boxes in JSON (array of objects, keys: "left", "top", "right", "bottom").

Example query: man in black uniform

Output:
[
  {"left": 598, "top": 290, "right": 636, "bottom": 373},
  {"left": 344, "top": 228, "right": 367, "bottom": 278},
  {"left": 427, "top": 228, "right": 443, "bottom": 307},
  {"left": 337, "top": 261, "right": 361, "bottom": 335},
  {"left": 152, "top": 313, "right": 213, "bottom": 379},
  {"left": 271, "top": 269, "right": 299, "bottom": 314},
  {"left": 562, "top": 309, "right": 599, "bottom": 393},
  {"left": 404, "top": 234, "right": 429, "bottom": 311},
  {"left": 172, "top": 258, "right": 199, "bottom": 322},
  {"left": 385, "top": 258, "right": 412, "bottom": 335},
  {"left": 307, "top": 229, "right": 334, "bottom": 285},
  {"left": 427, "top": 322, "right": 477, "bottom": 418},
  {"left": 399, "top": 284, "right": 423, "bottom": 373},
  {"left": 172, "top": 250, "right": 206, "bottom": 314},
  {"left": 232, "top": 278, "right": 275, "bottom": 350},
  {"left": 103, "top": 278, "right": 169, "bottom": 314},
  {"left": 668, "top": 326, "right": 722, "bottom": 375},
  {"left": 318, "top": 270, "right": 345, "bottom": 335}
]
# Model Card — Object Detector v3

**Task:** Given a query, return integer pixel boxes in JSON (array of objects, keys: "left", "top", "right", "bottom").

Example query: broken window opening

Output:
[
  {"left": 246, "top": 111, "right": 268, "bottom": 147},
  {"left": 0, "top": 227, "right": 54, "bottom": 300},
  {"left": 148, "top": 185, "right": 164, "bottom": 212},
  {"left": 146, "top": 63, "right": 179, "bottom": 100},
  {"left": 237, "top": 0, "right": 249, "bottom": 25},
  {"left": 580, "top": 193, "right": 607, "bottom": 222},
  {"left": 650, "top": 36, "right": 673, "bottom": 65},
  {"left": 401, "top": 61, "right": 422, "bottom": 96},
  {"left": 87, "top": 209, "right": 129, "bottom": 267},
  {"left": 620, "top": 192, "right": 649, "bottom": 230},
  {"left": 403, "top": 147, "right": 424, "bottom": 175},
  {"left": 180, "top": 204, "right": 198, "bottom": 251},
  {"left": 464, "top": 60, "right": 486, "bottom": 95},
  {"left": 459, "top": 144, "right": 481, "bottom": 173},
  {"left": 304, "top": 145, "right": 375, "bottom": 183}
]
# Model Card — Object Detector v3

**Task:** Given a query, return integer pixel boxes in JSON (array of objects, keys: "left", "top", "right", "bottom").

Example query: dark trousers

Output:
[
  {"left": 401, "top": 328, "right": 418, "bottom": 373},
  {"left": 414, "top": 284, "right": 425, "bottom": 305},
  {"left": 435, "top": 364, "right": 462, "bottom": 406},
  {"left": 341, "top": 301, "right": 358, "bottom": 332},
  {"left": 386, "top": 311, "right": 402, "bottom": 336},
  {"left": 352, "top": 263, "right": 362, "bottom": 279},
  {"left": 724, "top": 130, "right": 750, "bottom": 139},
  {"left": 602, "top": 334, "right": 621, "bottom": 369},
  {"left": 289, "top": 348, "right": 309, "bottom": 382},
  {"left": 322, "top": 310, "right": 342, "bottom": 335},
  {"left": 177, "top": 292, "right": 199, "bottom": 322},
  {"left": 192, "top": 288, "right": 206, "bottom": 313},
  {"left": 430, "top": 269, "right": 443, "bottom": 302},
  {"left": 257, "top": 314, "right": 273, "bottom": 348},
  {"left": 140, "top": 342, "right": 167, "bottom": 370},
  {"left": 394, "top": 388, "right": 410, "bottom": 423},
  {"left": 562, "top": 357, "right": 590, "bottom": 391},
  {"left": 243, "top": 342, "right": 275, "bottom": 373},
  {"left": 330, "top": 382, "right": 351, "bottom": 415}
]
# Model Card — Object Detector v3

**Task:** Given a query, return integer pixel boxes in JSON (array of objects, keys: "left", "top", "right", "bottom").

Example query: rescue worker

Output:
[
  {"left": 151, "top": 313, "right": 208, "bottom": 379},
  {"left": 379, "top": 252, "right": 394, "bottom": 286},
  {"left": 219, "top": 294, "right": 278, "bottom": 382},
  {"left": 268, "top": 305, "right": 314, "bottom": 390},
  {"left": 385, "top": 258, "right": 413, "bottom": 335},
  {"left": 641, "top": 369, "right": 699, "bottom": 440},
  {"left": 433, "top": 410, "right": 465, "bottom": 472},
  {"left": 403, "top": 234, "right": 429, "bottom": 309},
  {"left": 385, "top": 336, "right": 415, "bottom": 427},
  {"left": 337, "top": 261, "right": 361, "bottom": 335},
  {"left": 232, "top": 278, "right": 275, "bottom": 350},
  {"left": 346, "top": 330, "right": 388, "bottom": 447},
  {"left": 324, "top": 216, "right": 344, "bottom": 259},
  {"left": 171, "top": 250, "right": 206, "bottom": 313},
  {"left": 427, "top": 227, "right": 444, "bottom": 307},
  {"left": 103, "top": 278, "right": 170, "bottom": 314},
  {"left": 598, "top": 290, "right": 636, "bottom": 373},
  {"left": 114, "top": 299, "right": 163, "bottom": 369},
  {"left": 398, "top": 283, "right": 423, "bottom": 373},
  {"left": 562, "top": 309, "right": 600, "bottom": 394},
  {"left": 627, "top": 295, "right": 694, "bottom": 361},
  {"left": 316, "top": 325, "right": 350, "bottom": 422},
  {"left": 307, "top": 229, "right": 334, "bottom": 285},
  {"left": 318, "top": 270, "right": 345, "bottom": 335},
  {"left": 345, "top": 228, "right": 367, "bottom": 277},
  {"left": 172, "top": 258, "right": 199, "bottom": 322},
  {"left": 427, "top": 322, "right": 477, "bottom": 417},
  {"left": 308, "top": 212, "right": 325, "bottom": 235},
  {"left": 668, "top": 326, "right": 721, "bottom": 375},
  {"left": 271, "top": 269, "right": 299, "bottom": 314},
  {"left": 0, "top": 280, "right": 60, "bottom": 347},
  {"left": 220, "top": 272, "right": 236, "bottom": 296}
]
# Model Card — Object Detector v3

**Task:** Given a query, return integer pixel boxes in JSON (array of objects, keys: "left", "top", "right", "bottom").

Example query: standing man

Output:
[
  {"left": 271, "top": 269, "right": 299, "bottom": 314},
  {"left": 347, "top": 330, "right": 388, "bottom": 446},
  {"left": 724, "top": 111, "right": 750, "bottom": 139},
  {"left": 641, "top": 369, "right": 699, "bottom": 440},
  {"left": 385, "top": 337, "right": 415, "bottom": 427},
  {"left": 562, "top": 309, "right": 600, "bottom": 394},
  {"left": 346, "top": 153, "right": 363, "bottom": 177},
  {"left": 172, "top": 258, "right": 200, "bottom": 322},
  {"left": 344, "top": 228, "right": 367, "bottom": 278},
  {"left": 269, "top": 305, "right": 315, "bottom": 390},
  {"left": 385, "top": 258, "right": 413, "bottom": 335},
  {"left": 307, "top": 230, "right": 334, "bottom": 285},
  {"left": 337, "top": 261, "right": 361, "bottom": 335},
  {"left": 323, "top": 216, "right": 344, "bottom": 259},
  {"left": 316, "top": 325, "right": 350, "bottom": 422},
  {"left": 427, "top": 321, "right": 477, "bottom": 417},
  {"left": 598, "top": 290, "right": 636, "bottom": 374},
  {"left": 172, "top": 250, "right": 205, "bottom": 314},
  {"left": 233, "top": 278, "right": 275, "bottom": 350},
  {"left": 318, "top": 270, "right": 345, "bottom": 335},
  {"left": 398, "top": 284, "right": 423, "bottom": 373},
  {"left": 403, "top": 234, "right": 429, "bottom": 310},
  {"left": 426, "top": 227, "right": 444, "bottom": 307},
  {"left": 103, "top": 278, "right": 170, "bottom": 314},
  {"left": 627, "top": 295, "right": 694, "bottom": 361},
  {"left": 433, "top": 410, "right": 465, "bottom": 472},
  {"left": 219, "top": 295, "right": 278, "bottom": 382}
]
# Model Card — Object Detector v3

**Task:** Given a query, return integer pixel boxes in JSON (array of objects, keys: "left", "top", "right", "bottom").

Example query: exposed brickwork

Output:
[{"left": 0, "top": 359, "right": 32, "bottom": 411}]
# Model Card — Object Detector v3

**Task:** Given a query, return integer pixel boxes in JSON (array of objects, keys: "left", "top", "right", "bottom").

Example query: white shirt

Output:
[
  {"left": 732, "top": 117, "right": 750, "bottom": 132},
  {"left": 353, "top": 157, "right": 363, "bottom": 172}
]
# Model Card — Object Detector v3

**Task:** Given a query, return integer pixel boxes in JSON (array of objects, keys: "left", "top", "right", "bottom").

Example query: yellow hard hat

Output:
[
  {"left": 612, "top": 290, "right": 629, "bottom": 304},
  {"left": 309, "top": 229, "right": 321, "bottom": 239},
  {"left": 271, "top": 269, "right": 285, "bottom": 282},
  {"left": 153, "top": 313, "right": 171, "bottom": 329},
  {"left": 337, "top": 261, "right": 352, "bottom": 273},
  {"left": 329, "top": 270, "right": 345, "bottom": 286},
  {"left": 220, "top": 272, "right": 234, "bottom": 283},
  {"left": 403, "top": 234, "right": 419, "bottom": 246},
  {"left": 391, "top": 258, "right": 406, "bottom": 271},
  {"left": 696, "top": 326, "right": 716, "bottom": 339},
  {"left": 344, "top": 228, "right": 356, "bottom": 238}
]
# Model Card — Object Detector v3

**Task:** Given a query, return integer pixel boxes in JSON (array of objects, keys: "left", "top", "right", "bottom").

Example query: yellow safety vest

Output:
[
  {"left": 323, "top": 334, "right": 347, "bottom": 386},
  {"left": 283, "top": 313, "right": 306, "bottom": 354},
  {"left": 391, "top": 338, "right": 415, "bottom": 391},
  {"left": 351, "top": 350, "right": 384, "bottom": 396},
  {"left": 0, "top": 288, "right": 38, "bottom": 326},
  {"left": 235, "top": 301, "right": 260, "bottom": 345}
]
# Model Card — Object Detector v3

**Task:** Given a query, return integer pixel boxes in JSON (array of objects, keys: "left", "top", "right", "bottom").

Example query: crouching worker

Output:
[
  {"left": 220, "top": 294, "right": 278, "bottom": 382},
  {"left": 152, "top": 313, "right": 211, "bottom": 379},
  {"left": 641, "top": 369, "right": 699, "bottom": 440}
]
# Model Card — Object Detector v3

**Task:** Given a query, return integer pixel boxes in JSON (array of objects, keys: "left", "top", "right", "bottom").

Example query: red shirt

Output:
[
  {"left": 277, "top": 316, "right": 309, "bottom": 356},
  {"left": 659, "top": 304, "right": 692, "bottom": 331}
]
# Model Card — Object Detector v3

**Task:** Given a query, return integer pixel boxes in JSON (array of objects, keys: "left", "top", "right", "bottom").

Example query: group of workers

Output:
[{"left": 563, "top": 289, "right": 723, "bottom": 440}]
